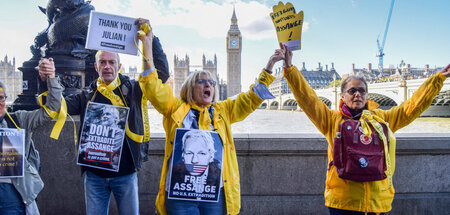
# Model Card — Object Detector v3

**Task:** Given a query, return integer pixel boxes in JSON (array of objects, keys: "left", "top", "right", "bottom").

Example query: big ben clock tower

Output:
[{"left": 226, "top": 7, "right": 242, "bottom": 97}]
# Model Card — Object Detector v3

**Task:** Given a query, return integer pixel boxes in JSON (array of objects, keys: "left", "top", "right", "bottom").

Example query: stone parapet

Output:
[{"left": 32, "top": 121, "right": 450, "bottom": 214}]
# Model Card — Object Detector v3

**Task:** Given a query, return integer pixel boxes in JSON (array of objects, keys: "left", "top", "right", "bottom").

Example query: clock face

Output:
[{"left": 230, "top": 39, "right": 238, "bottom": 48}]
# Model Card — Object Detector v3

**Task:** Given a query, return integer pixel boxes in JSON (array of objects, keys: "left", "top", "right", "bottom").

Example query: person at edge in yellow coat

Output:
[
  {"left": 279, "top": 44, "right": 450, "bottom": 215},
  {"left": 139, "top": 49, "right": 286, "bottom": 214}
]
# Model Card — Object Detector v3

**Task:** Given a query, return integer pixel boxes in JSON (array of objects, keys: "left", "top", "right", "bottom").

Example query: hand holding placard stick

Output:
[{"left": 270, "top": 2, "right": 304, "bottom": 51}]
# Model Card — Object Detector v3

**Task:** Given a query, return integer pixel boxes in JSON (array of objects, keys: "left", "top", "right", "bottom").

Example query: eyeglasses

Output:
[
  {"left": 0, "top": 96, "right": 7, "bottom": 102},
  {"left": 346, "top": 88, "right": 366, "bottom": 96},
  {"left": 197, "top": 79, "right": 216, "bottom": 87}
]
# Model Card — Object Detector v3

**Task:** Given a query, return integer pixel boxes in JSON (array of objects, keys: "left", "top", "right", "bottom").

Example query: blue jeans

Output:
[
  {"left": 165, "top": 189, "right": 225, "bottom": 215},
  {"left": 84, "top": 171, "right": 139, "bottom": 215},
  {"left": 0, "top": 183, "right": 25, "bottom": 215},
  {"left": 328, "top": 207, "right": 386, "bottom": 215}
]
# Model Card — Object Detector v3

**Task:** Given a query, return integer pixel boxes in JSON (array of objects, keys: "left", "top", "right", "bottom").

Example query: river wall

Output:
[{"left": 32, "top": 120, "right": 450, "bottom": 214}]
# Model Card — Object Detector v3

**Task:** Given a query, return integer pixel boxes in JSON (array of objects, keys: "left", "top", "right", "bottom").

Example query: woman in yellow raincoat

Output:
[
  {"left": 139, "top": 48, "right": 285, "bottom": 214},
  {"left": 280, "top": 44, "right": 450, "bottom": 215}
]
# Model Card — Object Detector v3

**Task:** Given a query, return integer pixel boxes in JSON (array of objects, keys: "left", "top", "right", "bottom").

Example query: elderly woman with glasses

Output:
[
  {"left": 139, "top": 48, "right": 285, "bottom": 214},
  {"left": 0, "top": 58, "right": 63, "bottom": 214},
  {"left": 279, "top": 44, "right": 450, "bottom": 215}
]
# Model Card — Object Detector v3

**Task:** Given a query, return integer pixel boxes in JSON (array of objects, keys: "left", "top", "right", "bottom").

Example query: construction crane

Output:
[{"left": 376, "top": 0, "right": 395, "bottom": 75}]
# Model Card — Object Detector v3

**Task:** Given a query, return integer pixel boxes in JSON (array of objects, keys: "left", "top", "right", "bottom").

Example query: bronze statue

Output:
[
  {"left": 32, "top": 0, "right": 95, "bottom": 59},
  {"left": 14, "top": 0, "right": 97, "bottom": 111}
]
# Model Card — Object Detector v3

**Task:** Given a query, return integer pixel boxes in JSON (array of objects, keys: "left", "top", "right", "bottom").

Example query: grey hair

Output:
[
  {"left": 180, "top": 71, "right": 218, "bottom": 105},
  {"left": 181, "top": 130, "right": 216, "bottom": 162},
  {"left": 340, "top": 75, "right": 368, "bottom": 94},
  {"left": 94, "top": 50, "right": 121, "bottom": 65}
]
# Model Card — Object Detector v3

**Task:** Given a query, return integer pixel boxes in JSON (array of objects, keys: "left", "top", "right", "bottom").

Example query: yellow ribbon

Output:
[
  {"left": 95, "top": 76, "right": 149, "bottom": 143},
  {"left": 38, "top": 91, "right": 68, "bottom": 140},
  {"left": 360, "top": 110, "right": 393, "bottom": 190}
]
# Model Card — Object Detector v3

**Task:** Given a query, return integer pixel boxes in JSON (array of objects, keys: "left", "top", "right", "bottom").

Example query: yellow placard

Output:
[{"left": 270, "top": 2, "right": 304, "bottom": 51}]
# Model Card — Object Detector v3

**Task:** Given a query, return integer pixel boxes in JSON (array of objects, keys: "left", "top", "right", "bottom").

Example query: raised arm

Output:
[
  {"left": 282, "top": 45, "right": 334, "bottom": 134},
  {"left": 135, "top": 18, "right": 180, "bottom": 116},
  {"left": 380, "top": 64, "right": 449, "bottom": 132},
  {"left": 218, "top": 51, "right": 280, "bottom": 123},
  {"left": 18, "top": 58, "right": 63, "bottom": 130}
]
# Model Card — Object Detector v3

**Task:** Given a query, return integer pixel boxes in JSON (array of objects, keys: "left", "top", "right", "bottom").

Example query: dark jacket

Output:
[{"left": 64, "top": 36, "right": 169, "bottom": 172}]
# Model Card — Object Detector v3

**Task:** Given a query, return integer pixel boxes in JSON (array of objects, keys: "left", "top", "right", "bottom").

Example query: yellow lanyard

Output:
[
  {"left": 5, "top": 110, "right": 20, "bottom": 129},
  {"left": 360, "top": 110, "right": 393, "bottom": 190}
]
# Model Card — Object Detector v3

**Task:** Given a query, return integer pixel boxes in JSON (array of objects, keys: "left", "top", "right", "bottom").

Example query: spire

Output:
[
  {"left": 228, "top": 5, "right": 240, "bottom": 33},
  {"left": 231, "top": 5, "right": 237, "bottom": 24}
]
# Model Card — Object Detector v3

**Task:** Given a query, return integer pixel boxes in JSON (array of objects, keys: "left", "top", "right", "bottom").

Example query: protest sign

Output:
[
  {"left": 85, "top": 11, "right": 139, "bottom": 55},
  {"left": 270, "top": 1, "right": 304, "bottom": 51},
  {"left": 77, "top": 102, "right": 129, "bottom": 172},
  {"left": 0, "top": 129, "right": 25, "bottom": 178},
  {"left": 168, "top": 129, "right": 224, "bottom": 202}
]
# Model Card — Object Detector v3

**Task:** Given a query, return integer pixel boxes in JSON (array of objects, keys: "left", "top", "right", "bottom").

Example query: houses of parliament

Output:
[{"left": 171, "top": 8, "right": 242, "bottom": 100}]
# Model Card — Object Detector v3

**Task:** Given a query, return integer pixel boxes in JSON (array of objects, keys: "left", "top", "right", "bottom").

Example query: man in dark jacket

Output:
[{"left": 39, "top": 18, "right": 169, "bottom": 215}]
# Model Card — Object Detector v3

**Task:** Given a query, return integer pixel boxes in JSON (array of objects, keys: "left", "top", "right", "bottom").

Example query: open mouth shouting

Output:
[
  {"left": 204, "top": 89, "right": 211, "bottom": 98},
  {"left": 194, "top": 75, "right": 215, "bottom": 107}
]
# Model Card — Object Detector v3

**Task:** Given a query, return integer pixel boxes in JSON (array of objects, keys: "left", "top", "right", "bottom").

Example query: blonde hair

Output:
[{"left": 180, "top": 71, "right": 218, "bottom": 105}]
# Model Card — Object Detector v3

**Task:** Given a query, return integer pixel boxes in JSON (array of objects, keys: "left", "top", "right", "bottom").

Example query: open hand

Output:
[{"left": 441, "top": 64, "right": 450, "bottom": 77}]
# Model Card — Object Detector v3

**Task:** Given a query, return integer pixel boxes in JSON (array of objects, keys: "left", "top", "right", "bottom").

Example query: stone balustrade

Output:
[{"left": 32, "top": 122, "right": 450, "bottom": 214}]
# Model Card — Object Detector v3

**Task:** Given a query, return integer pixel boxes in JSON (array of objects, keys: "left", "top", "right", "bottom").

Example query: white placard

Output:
[{"left": 85, "top": 11, "right": 139, "bottom": 55}]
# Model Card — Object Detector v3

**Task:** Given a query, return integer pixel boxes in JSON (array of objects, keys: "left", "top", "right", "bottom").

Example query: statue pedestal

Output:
[
  {"left": 11, "top": 59, "right": 41, "bottom": 111},
  {"left": 12, "top": 54, "right": 97, "bottom": 111}
]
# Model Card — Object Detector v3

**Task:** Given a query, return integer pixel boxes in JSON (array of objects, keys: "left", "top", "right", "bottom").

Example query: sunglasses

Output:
[
  {"left": 197, "top": 79, "right": 216, "bottom": 87},
  {"left": 0, "top": 96, "right": 7, "bottom": 102},
  {"left": 346, "top": 88, "right": 366, "bottom": 96}
]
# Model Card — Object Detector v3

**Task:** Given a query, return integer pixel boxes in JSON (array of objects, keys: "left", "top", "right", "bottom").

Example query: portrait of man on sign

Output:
[
  {"left": 77, "top": 102, "right": 129, "bottom": 172},
  {"left": 168, "top": 129, "right": 223, "bottom": 202}
]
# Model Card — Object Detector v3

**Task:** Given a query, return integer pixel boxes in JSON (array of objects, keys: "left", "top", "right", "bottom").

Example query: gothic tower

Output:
[
  {"left": 202, "top": 54, "right": 217, "bottom": 81},
  {"left": 173, "top": 54, "right": 190, "bottom": 96},
  {"left": 226, "top": 7, "right": 242, "bottom": 97}
]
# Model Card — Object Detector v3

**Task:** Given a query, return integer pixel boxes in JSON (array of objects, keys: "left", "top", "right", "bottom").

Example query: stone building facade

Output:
[
  {"left": 268, "top": 62, "right": 341, "bottom": 97},
  {"left": 0, "top": 55, "right": 22, "bottom": 104}
]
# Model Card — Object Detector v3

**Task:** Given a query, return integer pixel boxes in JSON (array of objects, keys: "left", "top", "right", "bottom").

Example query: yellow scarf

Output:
[
  {"left": 94, "top": 76, "right": 149, "bottom": 143},
  {"left": 191, "top": 104, "right": 212, "bottom": 131}
]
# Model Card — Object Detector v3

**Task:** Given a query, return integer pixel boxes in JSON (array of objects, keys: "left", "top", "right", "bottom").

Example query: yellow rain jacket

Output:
[
  {"left": 139, "top": 70, "right": 274, "bottom": 215},
  {"left": 284, "top": 65, "right": 446, "bottom": 213}
]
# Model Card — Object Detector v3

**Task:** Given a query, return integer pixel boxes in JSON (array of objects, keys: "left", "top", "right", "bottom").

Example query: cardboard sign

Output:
[
  {"left": 270, "top": 2, "right": 304, "bottom": 51},
  {"left": 77, "top": 102, "right": 130, "bottom": 172},
  {"left": 0, "top": 129, "right": 25, "bottom": 178},
  {"left": 168, "top": 129, "right": 224, "bottom": 202},
  {"left": 85, "top": 11, "right": 139, "bottom": 55}
]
